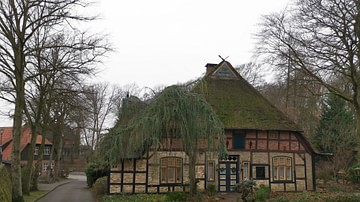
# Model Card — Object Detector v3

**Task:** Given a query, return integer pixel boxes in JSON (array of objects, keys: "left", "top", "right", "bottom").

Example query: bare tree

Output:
[
  {"left": 22, "top": 29, "right": 108, "bottom": 193},
  {"left": 78, "top": 83, "right": 119, "bottom": 154},
  {"left": 256, "top": 0, "right": 360, "bottom": 141},
  {"left": 0, "top": 1, "right": 109, "bottom": 200},
  {"left": 235, "top": 62, "right": 265, "bottom": 87}
]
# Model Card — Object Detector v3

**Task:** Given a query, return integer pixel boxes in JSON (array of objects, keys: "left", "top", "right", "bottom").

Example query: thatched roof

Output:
[{"left": 194, "top": 60, "right": 301, "bottom": 131}]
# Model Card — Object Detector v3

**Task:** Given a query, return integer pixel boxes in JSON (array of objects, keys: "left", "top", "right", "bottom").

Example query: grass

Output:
[
  {"left": 269, "top": 192, "right": 360, "bottom": 202},
  {"left": 23, "top": 191, "right": 48, "bottom": 202},
  {"left": 103, "top": 194, "right": 167, "bottom": 202}
]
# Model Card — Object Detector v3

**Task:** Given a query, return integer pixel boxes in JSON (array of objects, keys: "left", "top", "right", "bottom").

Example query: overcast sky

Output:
[
  {"left": 92, "top": 0, "right": 290, "bottom": 87},
  {"left": 0, "top": 0, "right": 290, "bottom": 126}
]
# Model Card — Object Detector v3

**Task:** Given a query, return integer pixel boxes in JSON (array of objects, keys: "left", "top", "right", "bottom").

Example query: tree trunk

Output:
[
  {"left": 188, "top": 152, "right": 197, "bottom": 196},
  {"left": 12, "top": 51, "right": 25, "bottom": 202},
  {"left": 12, "top": 85, "right": 25, "bottom": 201},
  {"left": 34, "top": 125, "right": 48, "bottom": 190},
  {"left": 23, "top": 126, "right": 38, "bottom": 195}
]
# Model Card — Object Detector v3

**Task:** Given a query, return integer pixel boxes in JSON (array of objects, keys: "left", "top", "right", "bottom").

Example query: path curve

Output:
[{"left": 38, "top": 174, "right": 95, "bottom": 202}]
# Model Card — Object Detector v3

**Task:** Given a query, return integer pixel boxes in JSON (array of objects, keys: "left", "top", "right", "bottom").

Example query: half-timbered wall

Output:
[
  {"left": 225, "top": 129, "right": 314, "bottom": 192},
  {"left": 109, "top": 151, "right": 218, "bottom": 194},
  {"left": 109, "top": 129, "right": 315, "bottom": 194}
]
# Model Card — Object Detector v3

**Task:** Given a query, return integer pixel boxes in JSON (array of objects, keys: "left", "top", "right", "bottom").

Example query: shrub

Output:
[
  {"left": 347, "top": 162, "right": 360, "bottom": 184},
  {"left": 255, "top": 185, "right": 270, "bottom": 201},
  {"left": 233, "top": 180, "right": 256, "bottom": 201},
  {"left": 316, "top": 160, "right": 334, "bottom": 183},
  {"left": 0, "top": 165, "right": 12, "bottom": 202},
  {"left": 21, "top": 165, "right": 36, "bottom": 191},
  {"left": 92, "top": 176, "right": 108, "bottom": 197},
  {"left": 325, "top": 194, "right": 360, "bottom": 202},
  {"left": 166, "top": 191, "right": 188, "bottom": 202},
  {"left": 84, "top": 162, "right": 108, "bottom": 188},
  {"left": 206, "top": 184, "right": 216, "bottom": 196}
]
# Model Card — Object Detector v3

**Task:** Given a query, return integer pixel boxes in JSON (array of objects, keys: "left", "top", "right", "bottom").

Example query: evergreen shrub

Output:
[{"left": 0, "top": 165, "right": 12, "bottom": 202}]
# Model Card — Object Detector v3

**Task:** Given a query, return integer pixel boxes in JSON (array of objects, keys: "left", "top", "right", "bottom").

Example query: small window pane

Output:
[
  {"left": 287, "top": 167, "right": 291, "bottom": 180},
  {"left": 243, "top": 162, "right": 249, "bottom": 180},
  {"left": 256, "top": 167, "right": 265, "bottom": 179},
  {"left": 273, "top": 167, "right": 278, "bottom": 180},
  {"left": 286, "top": 158, "right": 291, "bottom": 166},
  {"left": 280, "top": 167, "right": 285, "bottom": 180},
  {"left": 169, "top": 168, "right": 175, "bottom": 182},
  {"left": 207, "top": 161, "right": 214, "bottom": 181},
  {"left": 161, "top": 168, "right": 166, "bottom": 182},
  {"left": 176, "top": 167, "right": 182, "bottom": 182}
]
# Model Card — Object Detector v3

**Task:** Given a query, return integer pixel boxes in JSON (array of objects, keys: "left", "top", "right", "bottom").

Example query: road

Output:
[{"left": 38, "top": 174, "right": 95, "bottom": 202}]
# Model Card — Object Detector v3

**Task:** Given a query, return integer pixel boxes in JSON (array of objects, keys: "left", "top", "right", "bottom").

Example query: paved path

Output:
[{"left": 38, "top": 174, "right": 95, "bottom": 202}]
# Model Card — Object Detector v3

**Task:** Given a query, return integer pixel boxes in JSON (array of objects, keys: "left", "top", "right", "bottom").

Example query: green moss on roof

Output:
[{"left": 194, "top": 77, "right": 301, "bottom": 131}]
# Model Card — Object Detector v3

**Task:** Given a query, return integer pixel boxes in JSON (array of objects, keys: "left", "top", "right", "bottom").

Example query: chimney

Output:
[{"left": 205, "top": 63, "right": 217, "bottom": 75}]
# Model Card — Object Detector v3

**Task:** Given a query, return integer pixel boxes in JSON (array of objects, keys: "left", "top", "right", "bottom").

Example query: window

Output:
[
  {"left": 207, "top": 161, "right": 215, "bottom": 181},
  {"left": 43, "top": 162, "right": 49, "bottom": 171},
  {"left": 273, "top": 157, "right": 292, "bottom": 181},
  {"left": 255, "top": 166, "right": 266, "bottom": 179},
  {"left": 242, "top": 162, "right": 250, "bottom": 180},
  {"left": 44, "top": 146, "right": 51, "bottom": 155},
  {"left": 34, "top": 146, "right": 39, "bottom": 155},
  {"left": 160, "top": 157, "right": 183, "bottom": 184},
  {"left": 233, "top": 133, "right": 245, "bottom": 149}
]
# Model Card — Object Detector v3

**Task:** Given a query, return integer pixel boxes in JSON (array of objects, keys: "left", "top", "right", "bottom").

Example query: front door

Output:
[{"left": 218, "top": 155, "right": 239, "bottom": 192}]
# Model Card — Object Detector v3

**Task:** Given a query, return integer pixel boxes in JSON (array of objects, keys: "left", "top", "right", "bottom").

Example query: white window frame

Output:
[
  {"left": 34, "top": 146, "right": 39, "bottom": 155},
  {"left": 160, "top": 157, "right": 183, "bottom": 184},
  {"left": 242, "top": 161, "right": 250, "bottom": 180},
  {"left": 43, "top": 162, "right": 49, "bottom": 171},
  {"left": 207, "top": 160, "right": 215, "bottom": 181},
  {"left": 273, "top": 156, "right": 292, "bottom": 181},
  {"left": 44, "top": 146, "right": 51, "bottom": 155}
]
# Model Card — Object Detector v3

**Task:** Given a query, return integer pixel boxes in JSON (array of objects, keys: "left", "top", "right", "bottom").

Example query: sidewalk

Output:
[
  {"left": 37, "top": 178, "right": 74, "bottom": 191},
  {"left": 37, "top": 172, "right": 86, "bottom": 191}
]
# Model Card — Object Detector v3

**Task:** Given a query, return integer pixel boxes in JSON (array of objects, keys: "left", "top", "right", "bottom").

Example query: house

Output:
[
  {"left": 108, "top": 60, "right": 316, "bottom": 193},
  {"left": 0, "top": 126, "right": 53, "bottom": 175}
]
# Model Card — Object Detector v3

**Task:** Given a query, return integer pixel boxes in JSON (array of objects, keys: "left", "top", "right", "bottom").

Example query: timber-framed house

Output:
[{"left": 108, "top": 60, "right": 316, "bottom": 194}]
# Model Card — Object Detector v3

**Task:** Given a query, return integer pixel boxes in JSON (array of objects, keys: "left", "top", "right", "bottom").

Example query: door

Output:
[{"left": 218, "top": 156, "right": 239, "bottom": 192}]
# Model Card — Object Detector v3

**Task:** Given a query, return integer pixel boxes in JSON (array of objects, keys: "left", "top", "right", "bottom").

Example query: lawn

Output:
[{"left": 23, "top": 191, "right": 48, "bottom": 202}]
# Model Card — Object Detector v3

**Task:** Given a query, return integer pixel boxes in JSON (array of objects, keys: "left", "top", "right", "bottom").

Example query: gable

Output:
[
  {"left": 208, "top": 61, "right": 241, "bottom": 79},
  {"left": 0, "top": 126, "right": 52, "bottom": 161}
]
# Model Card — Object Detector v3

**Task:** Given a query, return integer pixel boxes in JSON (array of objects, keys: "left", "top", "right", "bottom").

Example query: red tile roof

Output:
[{"left": 1, "top": 126, "right": 52, "bottom": 161}]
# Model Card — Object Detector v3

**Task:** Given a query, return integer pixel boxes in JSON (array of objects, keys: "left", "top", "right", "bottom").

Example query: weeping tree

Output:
[{"left": 102, "top": 85, "right": 226, "bottom": 196}]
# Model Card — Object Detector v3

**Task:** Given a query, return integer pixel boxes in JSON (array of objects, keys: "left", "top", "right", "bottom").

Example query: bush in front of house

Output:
[
  {"left": 0, "top": 165, "right": 12, "bottom": 202},
  {"left": 92, "top": 176, "right": 108, "bottom": 198},
  {"left": 233, "top": 180, "right": 256, "bottom": 201},
  {"left": 84, "top": 162, "right": 108, "bottom": 188},
  {"left": 206, "top": 184, "right": 217, "bottom": 196},
  {"left": 255, "top": 184, "right": 271, "bottom": 202},
  {"left": 347, "top": 162, "right": 360, "bottom": 184},
  {"left": 166, "top": 191, "right": 188, "bottom": 202}
]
